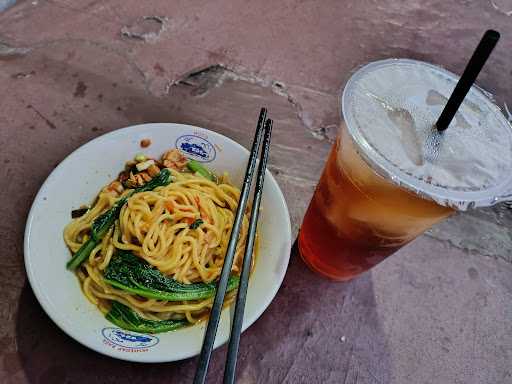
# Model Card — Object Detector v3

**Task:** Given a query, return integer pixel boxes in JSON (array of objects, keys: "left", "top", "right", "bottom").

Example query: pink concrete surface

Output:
[{"left": 1, "top": 1, "right": 512, "bottom": 383}]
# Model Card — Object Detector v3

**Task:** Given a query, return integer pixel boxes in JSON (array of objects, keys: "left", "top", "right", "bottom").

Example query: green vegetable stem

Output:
[{"left": 187, "top": 160, "right": 217, "bottom": 182}]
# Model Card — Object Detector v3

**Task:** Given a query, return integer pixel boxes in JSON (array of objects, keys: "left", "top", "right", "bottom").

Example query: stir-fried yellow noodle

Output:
[{"left": 64, "top": 153, "right": 252, "bottom": 329}]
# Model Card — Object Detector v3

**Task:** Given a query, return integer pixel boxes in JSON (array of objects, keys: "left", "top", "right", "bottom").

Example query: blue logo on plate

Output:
[
  {"left": 102, "top": 327, "right": 159, "bottom": 349},
  {"left": 176, "top": 135, "right": 216, "bottom": 162}
]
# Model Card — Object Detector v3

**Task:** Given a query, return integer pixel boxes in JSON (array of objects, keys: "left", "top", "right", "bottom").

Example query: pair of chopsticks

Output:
[{"left": 193, "top": 108, "right": 273, "bottom": 384}]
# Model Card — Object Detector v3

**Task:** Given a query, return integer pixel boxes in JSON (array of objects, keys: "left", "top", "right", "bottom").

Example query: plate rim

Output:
[{"left": 23, "top": 122, "right": 292, "bottom": 363}]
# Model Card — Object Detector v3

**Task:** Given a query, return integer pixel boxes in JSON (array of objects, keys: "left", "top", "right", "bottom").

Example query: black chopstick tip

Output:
[{"left": 484, "top": 29, "right": 500, "bottom": 43}]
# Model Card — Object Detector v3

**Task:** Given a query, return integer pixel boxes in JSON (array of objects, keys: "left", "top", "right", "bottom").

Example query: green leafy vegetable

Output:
[
  {"left": 65, "top": 238, "right": 97, "bottom": 270},
  {"left": 106, "top": 301, "right": 187, "bottom": 334},
  {"left": 187, "top": 159, "right": 217, "bottom": 182},
  {"left": 104, "top": 250, "right": 239, "bottom": 301},
  {"left": 91, "top": 197, "right": 127, "bottom": 241},
  {"left": 190, "top": 219, "right": 204, "bottom": 229},
  {"left": 66, "top": 168, "right": 172, "bottom": 270}
]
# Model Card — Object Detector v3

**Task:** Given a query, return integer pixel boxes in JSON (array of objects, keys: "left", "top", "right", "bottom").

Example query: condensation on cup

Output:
[{"left": 299, "top": 59, "right": 512, "bottom": 281}]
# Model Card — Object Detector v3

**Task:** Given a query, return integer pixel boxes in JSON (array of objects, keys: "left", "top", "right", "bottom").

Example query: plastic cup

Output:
[{"left": 299, "top": 59, "right": 512, "bottom": 281}]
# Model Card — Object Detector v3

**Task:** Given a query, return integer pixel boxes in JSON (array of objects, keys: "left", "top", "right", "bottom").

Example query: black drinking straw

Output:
[{"left": 435, "top": 29, "right": 500, "bottom": 132}]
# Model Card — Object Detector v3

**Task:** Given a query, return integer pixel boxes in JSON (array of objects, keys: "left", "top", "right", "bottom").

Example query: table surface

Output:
[{"left": 1, "top": 1, "right": 512, "bottom": 383}]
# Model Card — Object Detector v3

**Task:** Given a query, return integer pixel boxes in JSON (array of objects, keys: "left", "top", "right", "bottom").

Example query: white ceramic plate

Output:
[{"left": 24, "top": 123, "right": 291, "bottom": 363}]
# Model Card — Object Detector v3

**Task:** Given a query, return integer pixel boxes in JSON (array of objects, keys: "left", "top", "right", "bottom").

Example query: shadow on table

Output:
[{"left": 16, "top": 241, "right": 391, "bottom": 384}]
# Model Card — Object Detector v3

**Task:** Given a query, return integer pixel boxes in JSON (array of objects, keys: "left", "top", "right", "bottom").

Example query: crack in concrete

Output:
[
  {"left": 175, "top": 63, "right": 275, "bottom": 90},
  {"left": 11, "top": 70, "right": 35, "bottom": 79},
  {"left": 26, "top": 104, "right": 56, "bottom": 129},
  {"left": 0, "top": 41, "right": 30, "bottom": 58},
  {"left": 120, "top": 16, "right": 167, "bottom": 43},
  {"left": 173, "top": 64, "right": 231, "bottom": 97}
]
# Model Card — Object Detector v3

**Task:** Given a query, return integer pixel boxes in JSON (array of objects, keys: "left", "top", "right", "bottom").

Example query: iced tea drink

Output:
[
  {"left": 298, "top": 59, "right": 512, "bottom": 281},
  {"left": 299, "top": 124, "right": 453, "bottom": 281}
]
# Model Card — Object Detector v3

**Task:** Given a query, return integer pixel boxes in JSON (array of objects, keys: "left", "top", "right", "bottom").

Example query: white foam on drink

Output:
[{"left": 342, "top": 59, "right": 512, "bottom": 210}]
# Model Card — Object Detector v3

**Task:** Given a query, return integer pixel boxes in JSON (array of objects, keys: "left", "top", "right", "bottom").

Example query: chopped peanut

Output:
[
  {"left": 126, "top": 172, "right": 146, "bottom": 188},
  {"left": 141, "top": 172, "right": 152, "bottom": 182},
  {"left": 106, "top": 180, "right": 124, "bottom": 195},
  {"left": 162, "top": 149, "right": 188, "bottom": 171},
  {"left": 162, "top": 159, "right": 173, "bottom": 169},
  {"left": 147, "top": 164, "right": 160, "bottom": 177},
  {"left": 123, "top": 179, "right": 136, "bottom": 189},
  {"left": 111, "top": 181, "right": 124, "bottom": 194},
  {"left": 118, "top": 171, "right": 130, "bottom": 183},
  {"left": 140, "top": 138, "right": 151, "bottom": 148},
  {"left": 124, "top": 160, "right": 136, "bottom": 171}
]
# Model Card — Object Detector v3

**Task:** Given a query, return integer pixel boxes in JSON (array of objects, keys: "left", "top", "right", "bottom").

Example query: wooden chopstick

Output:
[
  {"left": 193, "top": 108, "right": 268, "bottom": 384},
  {"left": 223, "top": 118, "right": 273, "bottom": 384}
]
